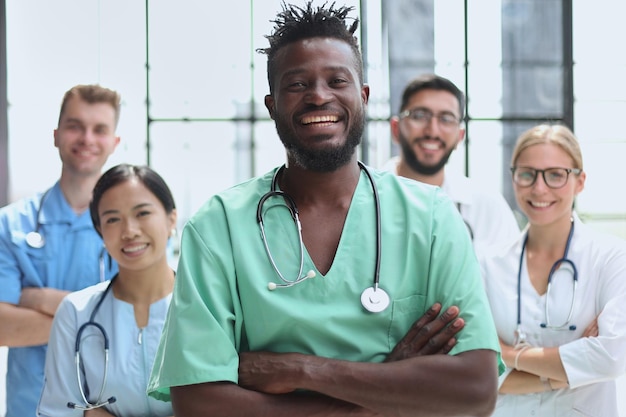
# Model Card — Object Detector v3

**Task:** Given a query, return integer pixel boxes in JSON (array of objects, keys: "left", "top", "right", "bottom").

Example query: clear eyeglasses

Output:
[
  {"left": 399, "top": 108, "right": 460, "bottom": 131},
  {"left": 511, "top": 166, "right": 582, "bottom": 189}
]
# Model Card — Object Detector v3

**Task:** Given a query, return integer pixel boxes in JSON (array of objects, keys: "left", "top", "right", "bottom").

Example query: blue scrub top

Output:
[
  {"left": 38, "top": 281, "right": 173, "bottom": 417},
  {"left": 0, "top": 182, "right": 117, "bottom": 417}
]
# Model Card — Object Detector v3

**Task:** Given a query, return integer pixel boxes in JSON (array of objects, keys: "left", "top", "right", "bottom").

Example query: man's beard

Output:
[
  {"left": 274, "top": 108, "right": 365, "bottom": 172},
  {"left": 398, "top": 133, "right": 453, "bottom": 176}
]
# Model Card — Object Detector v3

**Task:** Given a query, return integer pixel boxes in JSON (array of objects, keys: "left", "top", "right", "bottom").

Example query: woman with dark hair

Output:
[{"left": 38, "top": 164, "right": 176, "bottom": 417}]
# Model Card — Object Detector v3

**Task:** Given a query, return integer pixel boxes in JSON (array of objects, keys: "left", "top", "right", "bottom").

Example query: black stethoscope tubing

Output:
[
  {"left": 515, "top": 218, "right": 577, "bottom": 345},
  {"left": 256, "top": 161, "right": 387, "bottom": 312},
  {"left": 67, "top": 277, "right": 117, "bottom": 410}
]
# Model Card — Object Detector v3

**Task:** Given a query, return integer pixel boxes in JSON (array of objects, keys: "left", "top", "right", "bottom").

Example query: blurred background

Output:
[{"left": 1, "top": 0, "right": 625, "bottom": 414}]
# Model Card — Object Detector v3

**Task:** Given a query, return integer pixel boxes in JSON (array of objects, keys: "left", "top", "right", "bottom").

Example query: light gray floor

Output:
[{"left": 0, "top": 346, "right": 624, "bottom": 416}]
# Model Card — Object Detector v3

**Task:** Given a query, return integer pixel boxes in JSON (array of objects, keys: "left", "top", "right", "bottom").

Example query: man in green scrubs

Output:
[{"left": 148, "top": 2, "right": 501, "bottom": 416}]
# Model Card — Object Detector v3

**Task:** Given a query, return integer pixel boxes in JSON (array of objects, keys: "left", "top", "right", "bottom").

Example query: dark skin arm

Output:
[{"left": 171, "top": 304, "right": 498, "bottom": 417}]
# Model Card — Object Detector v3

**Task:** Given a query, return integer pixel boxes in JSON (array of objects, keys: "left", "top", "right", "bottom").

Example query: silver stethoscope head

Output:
[
  {"left": 361, "top": 283, "right": 391, "bottom": 313},
  {"left": 25, "top": 231, "right": 45, "bottom": 248},
  {"left": 257, "top": 163, "right": 390, "bottom": 313},
  {"left": 26, "top": 189, "right": 51, "bottom": 249}
]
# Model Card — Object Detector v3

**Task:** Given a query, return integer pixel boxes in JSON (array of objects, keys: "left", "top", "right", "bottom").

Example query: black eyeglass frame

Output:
[
  {"left": 398, "top": 108, "right": 461, "bottom": 128},
  {"left": 510, "top": 166, "right": 582, "bottom": 189}
]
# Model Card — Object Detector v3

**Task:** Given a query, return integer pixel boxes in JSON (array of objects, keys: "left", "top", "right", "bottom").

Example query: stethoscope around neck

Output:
[
  {"left": 26, "top": 187, "right": 111, "bottom": 285},
  {"left": 514, "top": 218, "right": 578, "bottom": 347},
  {"left": 256, "top": 161, "right": 390, "bottom": 313},
  {"left": 67, "top": 277, "right": 117, "bottom": 410},
  {"left": 25, "top": 189, "right": 51, "bottom": 249}
]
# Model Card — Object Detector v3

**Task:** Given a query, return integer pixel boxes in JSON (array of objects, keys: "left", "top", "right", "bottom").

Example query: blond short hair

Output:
[{"left": 511, "top": 124, "right": 583, "bottom": 170}]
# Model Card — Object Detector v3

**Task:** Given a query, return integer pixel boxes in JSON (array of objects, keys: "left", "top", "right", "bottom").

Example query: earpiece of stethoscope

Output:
[
  {"left": 268, "top": 270, "right": 316, "bottom": 290},
  {"left": 540, "top": 322, "right": 577, "bottom": 331},
  {"left": 361, "top": 285, "right": 390, "bottom": 313},
  {"left": 25, "top": 231, "right": 45, "bottom": 248},
  {"left": 67, "top": 396, "right": 117, "bottom": 410}
]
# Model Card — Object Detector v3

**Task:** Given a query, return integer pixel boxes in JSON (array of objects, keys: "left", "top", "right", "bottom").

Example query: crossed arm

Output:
[
  {"left": 0, "top": 287, "right": 68, "bottom": 347},
  {"left": 84, "top": 409, "right": 116, "bottom": 417},
  {"left": 498, "top": 318, "right": 599, "bottom": 394},
  {"left": 171, "top": 303, "right": 498, "bottom": 417},
  {"left": 84, "top": 408, "right": 174, "bottom": 417}
]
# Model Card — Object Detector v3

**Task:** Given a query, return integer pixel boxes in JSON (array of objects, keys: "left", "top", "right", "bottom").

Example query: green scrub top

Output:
[{"left": 148, "top": 167, "right": 502, "bottom": 401}]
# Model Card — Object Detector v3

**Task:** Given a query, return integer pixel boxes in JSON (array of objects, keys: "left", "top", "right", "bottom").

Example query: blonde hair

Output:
[{"left": 511, "top": 124, "right": 583, "bottom": 170}]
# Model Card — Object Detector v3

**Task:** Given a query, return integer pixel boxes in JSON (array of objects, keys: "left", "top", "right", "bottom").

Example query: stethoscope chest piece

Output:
[
  {"left": 27, "top": 188, "right": 51, "bottom": 249},
  {"left": 26, "top": 231, "right": 45, "bottom": 248},
  {"left": 261, "top": 162, "right": 389, "bottom": 313},
  {"left": 361, "top": 286, "right": 390, "bottom": 313}
]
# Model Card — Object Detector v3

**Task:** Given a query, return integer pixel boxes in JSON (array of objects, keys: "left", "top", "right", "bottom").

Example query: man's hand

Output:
[
  {"left": 238, "top": 303, "right": 464, "bottom": 395},
  {"left": 385, "top": 303, "right": 463, "bottom": 362}
]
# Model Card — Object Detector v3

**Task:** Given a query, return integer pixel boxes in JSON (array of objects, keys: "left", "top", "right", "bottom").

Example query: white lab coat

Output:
[
  {"left": 479, "top": 213, "right": 626, "bottom": 417},
  {"left": 440, "top": 172, "right": 520, "bottom": 246},
  {"left": 37, "top": 281, "right": 173, "bottom": 417},
  {"left": 382, "top": 157, "right": 520, "bottom": 248}
]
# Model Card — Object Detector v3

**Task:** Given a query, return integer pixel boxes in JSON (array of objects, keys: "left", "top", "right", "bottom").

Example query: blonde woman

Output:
[{"left": 480, "top": 124, "right": 626, "bottom": 416}]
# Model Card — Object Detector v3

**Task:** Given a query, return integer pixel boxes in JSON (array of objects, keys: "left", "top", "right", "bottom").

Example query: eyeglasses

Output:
[
  {"left": 399, "top": 108, "right": 460, "bottom": 130},
  {"left": 511, "top": 166, "right": 582, "bottom": 189}
]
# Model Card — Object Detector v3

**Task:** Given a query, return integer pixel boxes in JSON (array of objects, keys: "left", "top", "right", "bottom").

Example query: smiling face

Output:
[
  {"left": 96, "top": 178, "right": 176, "bottom": 273},
  {"left": 264, "top": 37, "right": 369, "bottom": 172},
  {"left": 54, "top": 96, "right": 120, "bottom": 178},
  {"left": 391, "top": 89, "right": 464, "bottom": 176},
  {"left": 513, "top": 143, "right": 585, "bottom": 227}
]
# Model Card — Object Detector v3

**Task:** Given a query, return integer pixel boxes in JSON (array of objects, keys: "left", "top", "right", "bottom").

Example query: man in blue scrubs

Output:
[{"left": 0, "top": 84, "right": 121, "bottom": 417}]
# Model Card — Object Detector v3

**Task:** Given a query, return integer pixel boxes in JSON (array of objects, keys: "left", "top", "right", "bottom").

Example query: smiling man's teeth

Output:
[
  {"left": 530, "top": 201, "right": 551, "bottom": 208},
  {"left": 123, "top": 244, "right": 148, "bottom": 253},
  {"left": 301, "top": 115, "right": 338, "bottom": 125},
  {"left": 420, "top": 142, "right": 440, "bottom": 150}
]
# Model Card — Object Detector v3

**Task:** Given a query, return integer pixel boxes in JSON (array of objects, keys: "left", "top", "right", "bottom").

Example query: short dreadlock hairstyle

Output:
[{"left": 257, "top": 1, "right": 364, "bottom": 93}]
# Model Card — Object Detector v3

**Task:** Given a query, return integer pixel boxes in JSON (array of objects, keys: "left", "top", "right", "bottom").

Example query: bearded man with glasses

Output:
[{"left": 385, "top": 73, "right": 520, "bottom": 248}]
